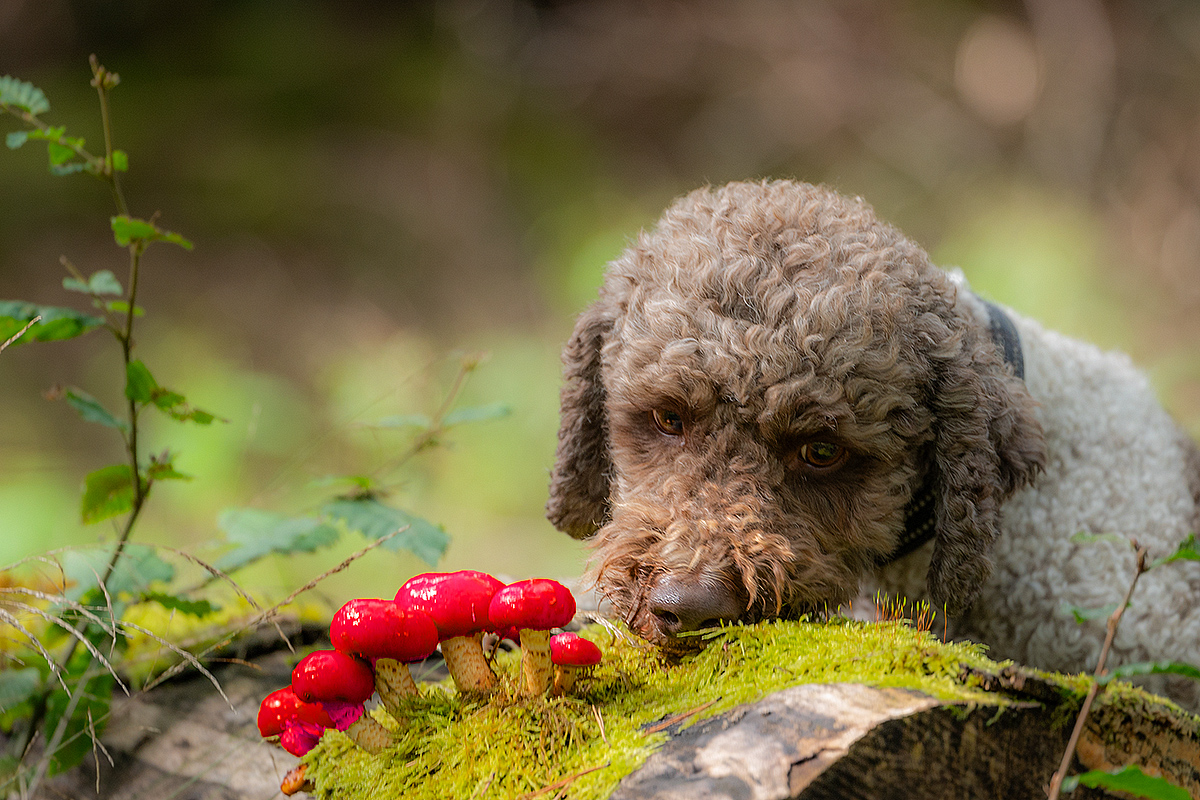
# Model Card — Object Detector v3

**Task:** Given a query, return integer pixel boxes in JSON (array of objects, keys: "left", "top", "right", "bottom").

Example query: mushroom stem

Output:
[
  {"left": 373, "top": 658, "right": 418, "bottom": 711},
  {"left": 551, "top": 665, "right": 578, "bottom": 696},
  {"left": 517, "top": 628, "right": 553, "bottom": 696},
  {"left": 441, "top": 632, "right": 498, "bottom": 693},
  {"left": 342, "top": 713, "right": 392, "bottom": 754},
  {"left": 322, "top": 701, "right": 391, "bottom": 755}
]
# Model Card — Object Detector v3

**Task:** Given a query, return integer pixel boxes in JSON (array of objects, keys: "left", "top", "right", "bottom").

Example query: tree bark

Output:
[{"left": 612, "top": 668, "right": 1200, "bottom": 800}]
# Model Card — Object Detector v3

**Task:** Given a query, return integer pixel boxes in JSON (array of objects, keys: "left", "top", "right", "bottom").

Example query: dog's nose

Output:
[{"left": 647, "top": 574, "right": 744, "bottom": 635}]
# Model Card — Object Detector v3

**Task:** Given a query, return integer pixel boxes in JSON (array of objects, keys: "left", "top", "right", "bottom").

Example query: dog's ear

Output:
[
  {"left": 925, "top": 320, "right": 1046, "bottom": 616},
  {"left": 547, "top": 300, "right": 616, "bottom": 539}
]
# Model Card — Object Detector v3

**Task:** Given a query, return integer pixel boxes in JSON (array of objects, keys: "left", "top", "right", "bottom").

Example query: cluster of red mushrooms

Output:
[{"left": 256, "top": 570, "right": 603, "bottom": 763}]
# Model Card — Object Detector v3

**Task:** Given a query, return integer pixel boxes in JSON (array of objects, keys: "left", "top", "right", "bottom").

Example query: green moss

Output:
[{"left": 302, "top": 618, "right": 1016, "bottom": 798}]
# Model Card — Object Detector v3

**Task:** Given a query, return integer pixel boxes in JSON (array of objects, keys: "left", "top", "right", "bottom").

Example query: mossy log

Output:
[
  {"left": 28, "top": 620, "right": 1200, "bottom": 800},
  {"left": 614, "top": 668, "right": 1200, "bottom": 799}
]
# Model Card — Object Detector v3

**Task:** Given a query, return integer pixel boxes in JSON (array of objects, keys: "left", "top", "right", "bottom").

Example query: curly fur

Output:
[{"left": 547, "top": 179, "right": 1200, "bottom": 708}]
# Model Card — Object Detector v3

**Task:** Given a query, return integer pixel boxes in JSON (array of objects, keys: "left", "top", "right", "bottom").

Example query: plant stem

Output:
[
  {"left": 25, "top": 663, "right": 100, "bottom": 795},
  {"left": 1046, "top": 541, "right": 1148, "bottom": 800},
  {"left": 10, "top": 60, "right": 147, "bottom": 783},
  {"left": 375, "top": 354, "right": 481, "bottom": 480},
  {"left": 90, "top": 54, "right": 128, "bottom": 216}
]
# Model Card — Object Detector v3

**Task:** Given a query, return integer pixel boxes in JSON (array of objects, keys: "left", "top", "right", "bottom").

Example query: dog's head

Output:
[{"left": 547, "top": 180, "right": 1044, "bottom": 648}]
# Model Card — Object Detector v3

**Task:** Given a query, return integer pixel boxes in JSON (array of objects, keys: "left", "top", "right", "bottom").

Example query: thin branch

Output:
[
  {"left": 26, "top": 662, "right": 108, "bottom": 796},
  {"left": 0, "top": 608, "right": 68, "bottom": 691},
  {"left": 1, "top": 316, "right": 40, "bottom": 353},
  {"left": 373, "top": 353, "right": 484, "bottom": 480},
  {"left": 141, "top": 527, "right": 403, "bottom": 691},
  {"left": 642, "top": 698, "right": 721, "bottom": 734},
  {"left": 0, "top": 106, "right": 105, "bottom": 172},
  {"left": 518, "top": 761, "right": 611, "bottom": 799},
  {"left": 1046, "top": 540, "right": 1149, "bottom": 800},
  {"left": 89, "top": 55, "right": 128, "bottom": 216}
]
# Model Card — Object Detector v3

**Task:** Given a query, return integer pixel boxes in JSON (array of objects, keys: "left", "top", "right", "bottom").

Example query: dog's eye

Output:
[
  {"left": 650, "top": 409, "right": 685, "bottom": 437},
  {"left": 799, "top": 442, "right": 846, "bottom": 469}
]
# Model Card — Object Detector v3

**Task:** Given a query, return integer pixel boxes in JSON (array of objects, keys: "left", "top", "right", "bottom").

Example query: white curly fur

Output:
[{"left": 876, "top": 280, "right": 1200, "bottom": 708}]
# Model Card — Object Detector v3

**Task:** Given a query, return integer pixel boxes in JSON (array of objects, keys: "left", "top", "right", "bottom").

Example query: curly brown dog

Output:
[{"left": 547, "top": 180, "right": 1200, "bottom": 705}]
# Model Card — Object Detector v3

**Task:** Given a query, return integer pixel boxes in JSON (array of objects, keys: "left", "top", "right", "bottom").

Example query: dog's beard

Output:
[{"left": 585, "top": 497, "right": 856, "bottom": 654}]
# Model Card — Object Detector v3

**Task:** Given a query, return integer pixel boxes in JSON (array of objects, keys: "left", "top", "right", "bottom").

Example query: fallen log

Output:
[
  {"left": 27, "top": 620, "right": 1200, "bottom": 800},
  {"left": 614, "top": 671, "right": 1200, "bottom": 799}
]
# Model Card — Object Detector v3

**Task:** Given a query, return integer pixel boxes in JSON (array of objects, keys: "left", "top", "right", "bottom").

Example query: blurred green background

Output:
[{"left": 2, "top": 0, "right": 1199, "bottom": 610}]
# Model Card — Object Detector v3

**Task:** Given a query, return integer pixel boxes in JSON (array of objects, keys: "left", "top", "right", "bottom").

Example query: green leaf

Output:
[
  {"left": 46, "top": 140, "right": 74, "bottom": 166},
  {"left": 110, "top": 215, "right": 193, "bottom": 250},
  {"left": 146, "top": 460, "right": 192, "bottom": 482},
  {"left": 61, "top": 544, "right": 175, "bottom": 602},
  {"left": 153, "top": 390, "right": 217, "bottom": 425},
  {"left": 142, "top": 591, "right": 218, "bottom": 618},
  {"left": 442, "top": 402, "right": 512, "bottom": 427},
  {"left": 43, "top": 645, "right": 114, "bottom": 775},
  {"left": 309, "top": 474, "right": 376, "bottom": 493},
  {"left": 64, "top": 388, "right": 127, "bottom": 433},
  {"left": 1066, "top": 602, "right": 1120, "bottom": 624},
  {"left": 1150, "top": 534, "right": 1199, "bottom": 569},
  {"left": 365, "top": 413, "right": 433, "bottom": 430},
  {"left": 49, "top": 161, "right": 87, "bottom": 176},
  {"left": 26, "top": 125, "right": 64, "bottom": 142},
  {"left": 122, "top": 361, "right": 220, "bottom": 424},
  {"left": 80, "top": 464, "right": 136, "bottom": 524},
  {"left": 1062, "top": 765, "right": 1191, "bottom": 800},
  {"left": 322, "top": 497, "right": 449, "bottom": 566},
  {"left": 109, "top": 150, "right": 128, "bottom": 172},
  {"left": 0, "top": 75, "right": 50, "bottom": 115},
  {"left": 63, "top": 270, "right": 123, "bottom": 297},
  {"left": 104, "top": 300, "right": 143, "bottom": 316},
  {"left": 0, "top": 667, "right": 41, "bottom": 712},
  {"left": 0, "top": 301, "right": 104, "bottom": 345},
  {"left": 215, "top": 509, "right": 341, "bottom": 572},
  {"left": 110, "top": 215, "right": 156, "bottom": 246},
  {"left": 6, "top": 130, "right": 27, "bottom": 149},
  {"left": 125, "top": 360, "right": 156, "bottom": 403},
  {"left": 1097, "top": 660, "right": 1200, "bottom": 685},
  {"left": 1069, "top": 531, "right": 1126, "bottom": 545}
]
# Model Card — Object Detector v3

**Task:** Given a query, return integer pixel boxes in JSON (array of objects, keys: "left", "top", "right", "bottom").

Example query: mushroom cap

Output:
[
  {"left": 395, "top": 570, "right": 504, "bottom": 640},
  {"left": 257, "top": 686, "right": 334, "bottom": 737},
  {"left": 489, "top": 578, "right": 576, "bottom": 632},
  {"left": 291, "top": 650, "right": 375, "bottom": 705},
  {"left": 279, "top": 720, "right": 326, "bottom": 757},
  {"left": 550, "top": 632, "right": 602, "bottom": 667},
  {"left": 330, "top": 598, "right": 439, "bottom": 663}
]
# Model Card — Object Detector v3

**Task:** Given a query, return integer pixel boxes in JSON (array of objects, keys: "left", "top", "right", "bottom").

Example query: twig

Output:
[
  {"left": 1046, "top": 540, "right": 1149, "bottom": 800},
  {"left": 518, "top": 761, "right": 611, "bottom": 799},
  {"left": 141, "top": 526, "right": 404, "bottom": 691},
  {"left": 1, "top": 316, "right": 40, "bottom": 353},
  {"left": 374, "top": 353, "right": 484, "bottom": 478},
  {"left": 89, "top": 54, "right": 128, "bottom": 215},
  {"left": 642, "top": 698, "right": 720, "bottom": 734}
]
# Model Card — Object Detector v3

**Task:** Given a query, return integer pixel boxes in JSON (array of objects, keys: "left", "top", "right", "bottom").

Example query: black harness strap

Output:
[{"left": 877, "top": 296, "right": 1024, "bottom": 566}]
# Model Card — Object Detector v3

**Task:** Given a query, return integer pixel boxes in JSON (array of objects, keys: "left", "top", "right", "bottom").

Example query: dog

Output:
[{"left": 547, "top": 179, "right": 1200, "bottom": 708}]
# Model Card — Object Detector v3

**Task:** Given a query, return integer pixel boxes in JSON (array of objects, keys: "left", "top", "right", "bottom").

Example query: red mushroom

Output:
[
  {"left": 257, "top": 686, "right": 334, "bottom": 756},
  {"left": 279, "top": 719, "right": 327, "bottom": 757},
  {"left": 395, "top": 570, "right": 504, "bottom": 694},
  {"left": 257, "top": 685, "right": 334, "bottom": 738},
  {"left": 488, "top": 579, "right": 576, "bottom": 696},
  {"left": 292, "top": 649, "right": 391, "bottom": 754},
  {"left": 549, "top": 632, "right": 602, "bottom": 696},
  {"left": 330, "top": 598, "right": 438, "bottom": 716}
]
